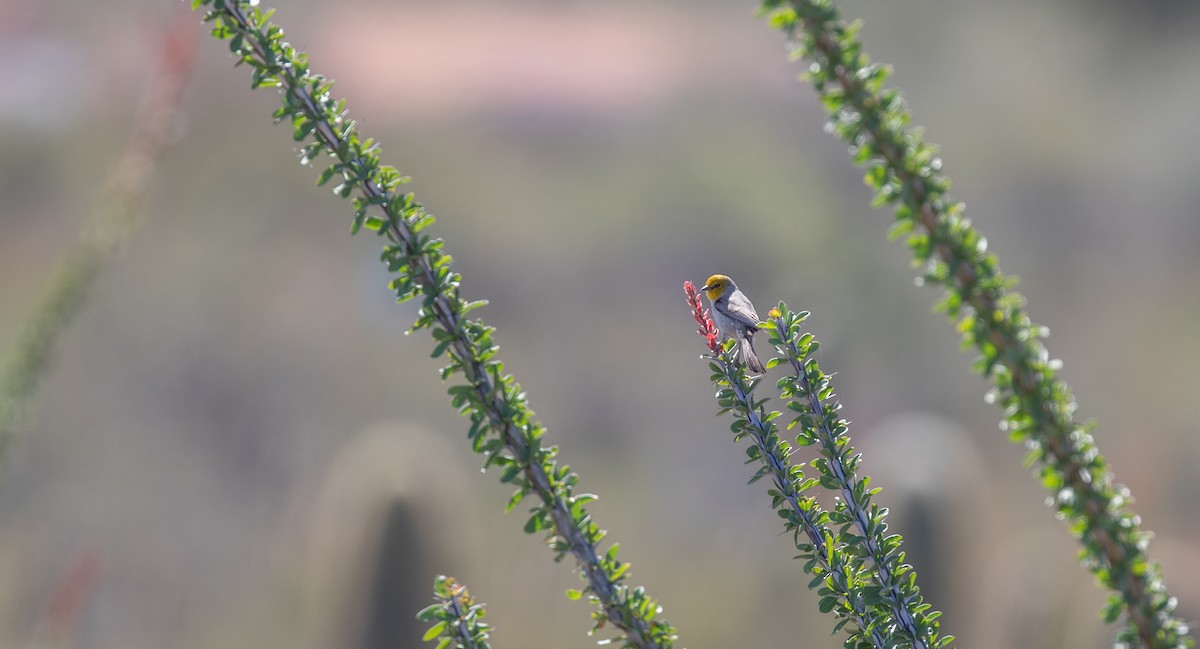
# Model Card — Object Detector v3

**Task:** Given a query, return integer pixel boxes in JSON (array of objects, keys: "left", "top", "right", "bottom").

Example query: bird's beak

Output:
[{"left": 700, "top": 283, "right": 713, "bottom": 292}]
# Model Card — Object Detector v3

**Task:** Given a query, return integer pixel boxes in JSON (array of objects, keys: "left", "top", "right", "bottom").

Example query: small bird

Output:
[{"left": 700, "top": 274, "right": 765, "bottom": 374}]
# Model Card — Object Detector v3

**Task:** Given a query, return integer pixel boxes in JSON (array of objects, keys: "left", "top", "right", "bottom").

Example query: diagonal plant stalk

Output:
[
  {"left": 758, "top": 1, "right": 1190, "bottom": 646},
  {"left": 417, "top": 576, "right": 493, "bottom": 649},
  {"left": 194, "top": 2, "right": 676, "bottom": 647},
  {"left": 769, "top": 305, "right": 945, "bottom": 648},
  {"left": 684, "top": 283, "right": 890, "bottom": 649},
  {"left": 0, "top": 252, "right": 102, "bottom": 461},
  {"left": 0, "top": 9, "right": 197, "bottom": 460}
]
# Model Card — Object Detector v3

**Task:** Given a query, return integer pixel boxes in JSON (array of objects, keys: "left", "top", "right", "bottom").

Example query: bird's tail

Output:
[{"left": 740, "top": 335, "right": 766, "bottom": 374}]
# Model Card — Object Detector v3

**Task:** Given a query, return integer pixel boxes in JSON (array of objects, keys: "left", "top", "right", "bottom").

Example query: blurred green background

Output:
[{"left": 2, "top": 0, "right": 1200, "bottom": 647}]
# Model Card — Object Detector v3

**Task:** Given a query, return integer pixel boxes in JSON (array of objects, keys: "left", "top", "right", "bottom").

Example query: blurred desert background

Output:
[{"left": 2, "top": 0, "right": 1200, "bottom": 647}]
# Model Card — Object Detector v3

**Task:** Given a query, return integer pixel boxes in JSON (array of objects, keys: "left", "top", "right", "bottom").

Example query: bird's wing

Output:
[{"left": 722, "top": 293, "right": 761, "bottom": 329}]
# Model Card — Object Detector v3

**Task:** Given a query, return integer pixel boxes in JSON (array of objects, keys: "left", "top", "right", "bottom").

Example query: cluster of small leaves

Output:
[
  {"left": 757, "top": 1, "right": 1190, "bottom": 646},
  {"left": 770, "top": 303, "right": 949, "bottom": 649},
  {"left": 194, "top": 2, "right": 676, "bottom": 647},
  {"left": 416, "top": 576, "right": 492, "bottom": 649},
  {"left": 683, "top": 283, "right": 886, "bottom": 649}
]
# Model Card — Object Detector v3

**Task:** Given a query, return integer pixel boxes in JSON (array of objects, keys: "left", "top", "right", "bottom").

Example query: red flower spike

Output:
[
  {"left": 684, "top": 281, "right": 720, "bottom": 353},
  {"left": 43, "top": 551, "right": 103, "bottom": 644}
]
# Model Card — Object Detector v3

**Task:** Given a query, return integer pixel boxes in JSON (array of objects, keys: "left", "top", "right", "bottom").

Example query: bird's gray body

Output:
[{"left": 708, "top": 278, "right": 765, "bottom": 374}]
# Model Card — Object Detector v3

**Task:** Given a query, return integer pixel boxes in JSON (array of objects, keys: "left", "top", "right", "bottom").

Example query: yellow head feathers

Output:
[{"left": 701, "top": 274, "right": 734, "bottom": 300}]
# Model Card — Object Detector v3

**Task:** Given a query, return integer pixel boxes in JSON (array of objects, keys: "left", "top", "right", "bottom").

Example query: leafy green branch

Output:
[
  {"left": 758, "top": 1, "right": 1190, "bottom": 646},
  {"left": 684, "top": 283, "right": 890, "bottom": 649},
  {"left": 0, "top": 10, "right": 196, "bottom": 461},
  {"left": 193, "top": 2, "right": 676, "bottom": 647},
  {"left": 0, "top": 252, "right": 102, "bottom": 462},
  {"left": 770, "top": 305, "right": 947, "bottom": 649},
  {"left": 417, "top": 576, "right": 492, "bottom": 649}
]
